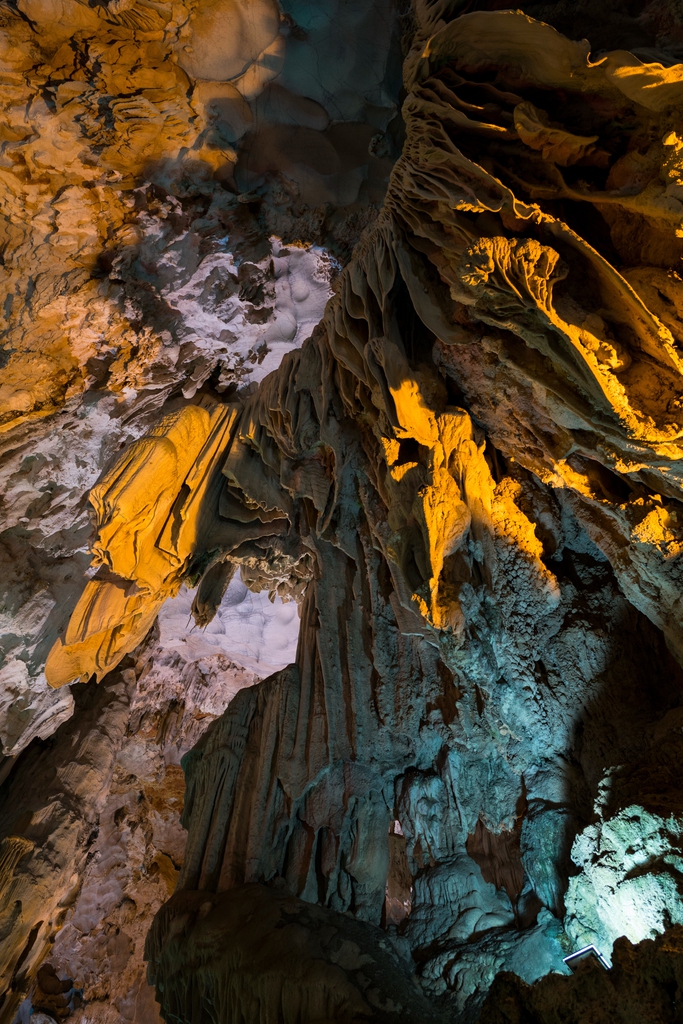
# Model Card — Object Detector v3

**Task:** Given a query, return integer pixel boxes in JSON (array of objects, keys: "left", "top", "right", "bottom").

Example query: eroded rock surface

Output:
[
  {"left": 0, "top": 624, "right": 285, "bottom": 1024},
  {"left": 0, "top": 0, "right": 401, "bottom": 759},
  {"left": 477, "top": 925, "right": 683, "bottom": 1024},
  {"left": 44, "top": 646, "right": 259, "bottom": 1024},
  {"left": 5, "top": 0, "right": 683, "bottom": 1022},
  {"left": 0, "top": 666, "right": 136, "bottom": 1024},
  {"left": 147, "top": 884, "right": 445, "bottom": 1024},
  {"left": 0, "top": 0, "right": 403, "bottom": 1015},
  {"left": 37, "top": 2, "right": 683, "bottom": 1019}
]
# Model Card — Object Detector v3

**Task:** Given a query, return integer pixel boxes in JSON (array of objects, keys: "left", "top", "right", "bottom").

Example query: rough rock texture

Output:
[
  {"left": 0, "top": 0, "right": 403, "bottom": 1015},
  {"left": 147, "top": 884, "right": 445, "bottom": 1024},
  {"left": 0, "top": 0, "right": 402, "bottom": 758},
  {"left": 563, "top": 736, "right": 683, "bottom": 958},
  {"left": 44, "top": 645, "right": 258, "bottom": 1024},
  {"left": 0, "top": 620, "right": 292, "bottom": 1024},
  {"left": 0, "top": 666, "right": 136, "bottom": 1024},
  {"left": 36, "top": 1, "right": 683, "bottom": 1019},
  {"left": 0, "top": 210, "right": 331, "bottom": 756},
  {"left": 477, "top": 925, "right": 683, "bottom": 1024},
  {"left": 6, "top": 0, "right": 683, "bottom": 1022}
]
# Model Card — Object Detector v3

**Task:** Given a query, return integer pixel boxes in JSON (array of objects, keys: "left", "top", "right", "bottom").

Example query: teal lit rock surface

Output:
[
  {"left": 3, "top": 1, "right": 683, "bottom": 1022},
  {"left": 565, "top": 750, "right": 683, "bottom": 958},
  {"left": 477, "top": 926, "right": 683, "bottom": 1024}
]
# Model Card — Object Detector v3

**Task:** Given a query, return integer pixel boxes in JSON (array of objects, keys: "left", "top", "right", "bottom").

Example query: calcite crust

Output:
[{"left": 5, "top": 0, "right": 683, "bottom": 1021}]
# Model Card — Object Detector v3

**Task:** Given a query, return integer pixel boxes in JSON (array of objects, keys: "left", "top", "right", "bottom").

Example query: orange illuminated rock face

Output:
[
  {"left": 0, "top": 0, "right": 399, "bottom": 757},
  {"left": 35, "top": 7, "right": 683, "bottom": 1021},
  {"left": 53, "top": 6, "right": 683, "bottom": 684},
  {"left": 0, "top": 0, "right": 399, "bottom": 434},
  {"left": 6, "top": 1, "right": 683, "bottom": 1022},
  {"left": 44, "top": 402, "right": 241, "bottom": 688}
]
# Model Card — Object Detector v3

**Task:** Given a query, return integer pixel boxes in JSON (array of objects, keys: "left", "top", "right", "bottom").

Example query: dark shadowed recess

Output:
[{"left": 439, "top": 0, "right": 683, "bottom": 62}]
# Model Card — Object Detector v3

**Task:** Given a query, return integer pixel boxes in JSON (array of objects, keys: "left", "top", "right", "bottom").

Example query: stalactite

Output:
[{"left": 4, "top": 0, "right": 683, "bottom": 1020}]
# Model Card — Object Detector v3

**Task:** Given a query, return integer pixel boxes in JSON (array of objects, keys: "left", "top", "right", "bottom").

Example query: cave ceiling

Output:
[{"left": 2, "top": 1, "right": 683, "bottom": 1022}]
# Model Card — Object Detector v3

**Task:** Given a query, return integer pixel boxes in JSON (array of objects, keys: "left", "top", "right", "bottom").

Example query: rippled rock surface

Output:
[{"left": 4, "top": 0, "right": 683, "bottom": 1022}]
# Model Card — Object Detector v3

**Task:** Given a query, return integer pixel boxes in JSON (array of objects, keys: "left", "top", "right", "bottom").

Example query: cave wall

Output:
[
  {"left": 0, "top": 0, "right": 402, "bottom": 760},
  {"left": 59, "top": 2, "right": 683, "bottom": 1019},
  {"left": 0, "top": 0, "right": 404, "bottom": 1015},
  {"left": 4, "top": 0, "right": 683, "bottom": 1021}
]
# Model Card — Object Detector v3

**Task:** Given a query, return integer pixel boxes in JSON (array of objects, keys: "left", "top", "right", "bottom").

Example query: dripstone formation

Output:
[{"left": 3, "top": 0, "right": 683, "bottom": 1022}]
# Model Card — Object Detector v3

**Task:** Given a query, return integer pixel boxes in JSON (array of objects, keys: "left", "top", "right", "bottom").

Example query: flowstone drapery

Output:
[{"left": 20, "top": 1, "right": 683, "bottom": 1020}]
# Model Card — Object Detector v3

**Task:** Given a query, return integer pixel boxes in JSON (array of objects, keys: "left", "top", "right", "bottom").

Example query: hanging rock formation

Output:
[
  {"left": 29, "top": 0, "right": 683, "bottom": 1019},
  {"left": 0, "top": 0, "right": 401, "bottom": 760},
  {"left": 0, "top": 0, "right": 403, "bottom": 1013},
  {"left": 4, "top": 0, "right": 683, "bottom": 1021}
]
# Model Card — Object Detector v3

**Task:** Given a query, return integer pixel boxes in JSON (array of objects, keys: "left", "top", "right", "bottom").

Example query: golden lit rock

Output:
[{"left": 5, "top": 1, "right": 683, "bottom": 1021}]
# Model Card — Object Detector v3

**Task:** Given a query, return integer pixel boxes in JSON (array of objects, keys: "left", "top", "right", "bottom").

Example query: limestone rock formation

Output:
[
  {"left": 0, "top": 626, "right": 281, "bottom": 1024},
  {"left": 42, "top": 2, "right": 683, "bottom": 1019},
  {"left": 147, "top": 884, "right": 445, "bottom": 1024},
  {"left": 0, "top": 664, "right": 136, "bottom": 1024},
  {"left": 5, "top": 0, "right": 683, "bottom": 1022},
  {"left": 0, "top": 0, "right": 400, "bottom": 759},
  {"left": 477, "top": 925, "right": 683, "bottom": 1024},
  {"left": 43, "top": 645, "right": 259, "bottom": 1024}
]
